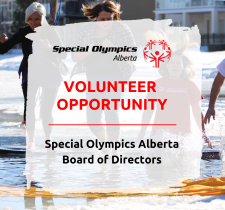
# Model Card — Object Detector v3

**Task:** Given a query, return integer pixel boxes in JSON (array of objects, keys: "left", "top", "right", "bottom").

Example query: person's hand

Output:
[
  {"left": 204, "top": 108, "right": 215, "bottom": 124},
  {"left": 0, "top": 33, "right": 8, "bottom": 43},
  {"left": 102, "top": 39, "right": 115, "bottom": 48},
  {"left": 40, "top": 39, "right": 51, "bottom": 49},
  {"left": 202, "top": 131, "right": 213, "bottom": 149}
]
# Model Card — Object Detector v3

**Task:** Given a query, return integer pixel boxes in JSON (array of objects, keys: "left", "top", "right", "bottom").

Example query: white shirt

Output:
[{"left": 217, "top": 58, "right": 225, "bottom": 77}]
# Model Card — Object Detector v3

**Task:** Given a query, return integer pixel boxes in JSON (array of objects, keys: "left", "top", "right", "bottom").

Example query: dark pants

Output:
[
  {"left": 22, "top": 81, "right": 58, "bottom": 134},
  {"left": 22, "top": 81, "right": 28, "bottom": 123},
  {"left": 86, "top": 77, "right": 122, "bottom": 132}
]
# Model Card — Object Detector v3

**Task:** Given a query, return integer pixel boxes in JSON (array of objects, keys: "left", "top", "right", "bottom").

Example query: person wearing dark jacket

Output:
[{"left": 0, "top": 2, "right": 66, "bottom": 150}]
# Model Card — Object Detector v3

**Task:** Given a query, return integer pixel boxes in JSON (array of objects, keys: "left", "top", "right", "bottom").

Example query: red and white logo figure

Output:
[{"left": 143, "top": 40, "right": 171, "bottom": 68}]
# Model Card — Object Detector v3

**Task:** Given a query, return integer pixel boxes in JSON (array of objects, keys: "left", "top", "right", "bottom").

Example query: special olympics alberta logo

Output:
[{"left": 143, "top": 40, "right": 171, "bottom": 68}]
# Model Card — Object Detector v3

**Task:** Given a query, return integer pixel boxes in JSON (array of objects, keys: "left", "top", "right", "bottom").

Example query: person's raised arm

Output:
[
  {"left": 192, "top": 102, "right": 213, "bottom": 149},
  {"left": 204, "top": 72, "right": 225, "bottom": 124},
  {"left": 0, "top": 28, "right": 25, "bottom": 54}
]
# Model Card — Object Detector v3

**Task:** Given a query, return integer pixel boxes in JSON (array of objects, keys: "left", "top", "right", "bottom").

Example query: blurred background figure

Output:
[
  {"left": 71, "top": 0, "right": 136, "bottom": 145},
  {"left": 138, "top": 50, "right": 213, "bottom": 149}
]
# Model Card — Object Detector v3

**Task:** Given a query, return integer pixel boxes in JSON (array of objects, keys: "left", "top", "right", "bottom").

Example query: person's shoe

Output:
[{"left": 27, "top": 142, "right": 35, "bottom": 152}]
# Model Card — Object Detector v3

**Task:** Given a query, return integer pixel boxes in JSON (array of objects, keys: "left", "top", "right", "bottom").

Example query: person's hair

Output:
[
  {"left": 82, "top": 0, "right": 122, "bottom": 20},
  {"left": 158, "top": 50, "right": 196, "bottom": 79},
  {"left": 25, "top": 2, "right": 46, "bottom": 23}
]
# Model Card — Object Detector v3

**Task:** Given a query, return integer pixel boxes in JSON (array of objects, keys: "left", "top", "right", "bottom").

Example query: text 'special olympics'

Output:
[{"left": 53, "top": 45, "right": 138, "bottom": 54}]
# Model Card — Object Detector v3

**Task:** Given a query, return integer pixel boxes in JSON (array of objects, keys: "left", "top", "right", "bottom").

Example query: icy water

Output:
[
  {"left": 0, "top": 80, "right": 225, "bottom": 189},
  {"left": 1, "top": 52, "right": 225, "bottom": 209},
  {"left": 0, "top": 141, "right": 224, "bottom": 188},
  {"left": 0, "top": 98, "right": 224, "bottom": 188}
]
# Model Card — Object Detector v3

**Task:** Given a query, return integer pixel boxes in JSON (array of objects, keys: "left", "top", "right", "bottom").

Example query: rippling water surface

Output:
[
  {"left": 0, "top": 140, "right": 224, "bottom": 189},
  {"left": 0, "top": 96, "right": 225, "bottom": 189}
]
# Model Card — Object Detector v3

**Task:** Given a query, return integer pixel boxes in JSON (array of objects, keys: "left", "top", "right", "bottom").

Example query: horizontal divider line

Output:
[{"left": 49, "top": 124, "right": 176, "bottom": 126}]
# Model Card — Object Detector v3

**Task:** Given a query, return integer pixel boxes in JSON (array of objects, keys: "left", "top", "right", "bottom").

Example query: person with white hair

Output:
[
  {"left": 0, "top": 2, "right": 66, "bottom": 150},
  {"left": 0, "top": 2, "right": 46, "bottom": 122}
]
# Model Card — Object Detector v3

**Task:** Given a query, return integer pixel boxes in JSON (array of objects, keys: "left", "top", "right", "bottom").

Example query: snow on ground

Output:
[{"left": 0, "top": 70, "right": 23, "bottom": 98}]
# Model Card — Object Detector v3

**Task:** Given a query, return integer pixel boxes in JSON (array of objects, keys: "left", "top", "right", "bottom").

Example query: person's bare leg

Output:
[
  {"left": 27, "top": 130, "right": 35, "bottom": 151},
  {"left": 40, "top": 87, "right": 58, "bottom": 151},
  {"left": 27, "top": 131, "right": 35, "bottom": 143},
  {"left": 25, "top": 82, "right": 39, "bottom": 149}
]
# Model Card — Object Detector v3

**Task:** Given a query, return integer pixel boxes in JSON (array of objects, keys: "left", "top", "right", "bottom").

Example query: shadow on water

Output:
[
  {"left": 0, "top": 136, "right": 26, "bottom": 146},
  {"left": 0, "top": 152, "right": 26, "bottom": 187},
  {"left": 0, "top": 136, "right": 26, "bottom": 188}
]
